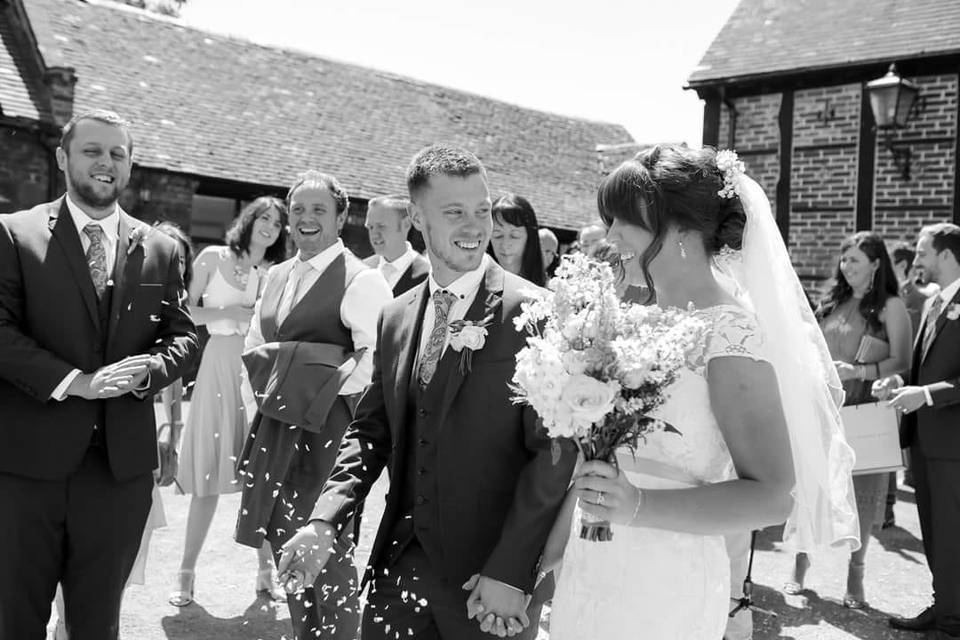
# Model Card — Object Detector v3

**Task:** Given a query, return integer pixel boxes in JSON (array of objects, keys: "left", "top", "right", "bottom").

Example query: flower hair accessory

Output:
[
  {"left": 716, "top": 149, "right": 746, "bottom": 200},
  {"left": 448, "top": 316, "right": 492, "bottom": 374}
]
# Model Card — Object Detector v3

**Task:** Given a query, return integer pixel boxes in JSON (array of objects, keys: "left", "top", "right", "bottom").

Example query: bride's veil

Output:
[{"left": 713, "top": 174, "right": 860, "bottom": 553}]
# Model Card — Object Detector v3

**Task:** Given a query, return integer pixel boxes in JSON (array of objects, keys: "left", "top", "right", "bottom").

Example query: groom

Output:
[
  {"left": 277, "top": 144, "right": 577, "bottom": 639},
  {"left": 880, "top": 223, "right": 960, "bottom": 638}
]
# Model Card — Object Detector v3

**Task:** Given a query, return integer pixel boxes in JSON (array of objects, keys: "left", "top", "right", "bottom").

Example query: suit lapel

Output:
[
  {"left": 106, "top": 212, "right": 135, "bottom": 352},
  {"left": 391, "top": 284, "right": 428, "bottom": 440},
  {"left": 47, "top": 199, "right": 100, "bottom": 330},
  {"left": 437, "top": 261, "right": 505, "bottom": 421},
  {"left": 922, "top": 287, "right": 960, "bottom": 363}
]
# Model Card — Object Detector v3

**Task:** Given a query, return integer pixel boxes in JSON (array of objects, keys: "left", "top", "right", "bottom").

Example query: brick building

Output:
[
  {"left": 2, "top": 0, "right": 633, "bottom": 254},
  {"left": 688, "top": 0, "right": 960, "bottom": 285}
]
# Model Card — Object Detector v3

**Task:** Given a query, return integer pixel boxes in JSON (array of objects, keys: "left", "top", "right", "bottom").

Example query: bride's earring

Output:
[{"left": 678, "top": 239, "right": 687, "bottom": 259}]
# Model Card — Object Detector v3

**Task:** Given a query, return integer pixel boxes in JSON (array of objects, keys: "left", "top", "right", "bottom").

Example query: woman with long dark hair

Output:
[
  {"left": 488, "top": 193, "right": 546, "bottom": 286},
  {"left": 783, "top": 231, "right": 912, "bottom": 607},
  {"left": 547, "top": 145, "right": 858, "bottom": 639},
  {"left": 169, "top": 196, "right": 289, "bottom": 606}
]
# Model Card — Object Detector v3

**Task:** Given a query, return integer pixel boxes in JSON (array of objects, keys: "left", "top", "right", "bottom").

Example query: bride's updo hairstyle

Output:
[{"left": 597, "top": 144, "right": 747, "bottom": 293}]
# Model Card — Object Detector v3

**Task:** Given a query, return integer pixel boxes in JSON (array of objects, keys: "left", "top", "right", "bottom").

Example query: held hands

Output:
[
  {"left": 574, "top": 460, "right": 642, "bottom": 526},
  {"left": 276, "top": 521, "right": 337, "bottom": 595},
  {"left": 871, "top": 375, "right": 903, "bottom": 401},
  {"left": 888, "top": 386, "right": 929, "bottom": 414},
  {"left": 462, "top": 574, "right": 530, "bottom": 637},
  {"left": 67, "top": 354, "right": 154, "bottom": 399}
]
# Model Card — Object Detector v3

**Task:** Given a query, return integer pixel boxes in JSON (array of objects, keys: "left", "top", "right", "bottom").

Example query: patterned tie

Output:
[
  {"left": 83, "top": 223, "right": 108, "bottom": 298},
  {"left": 418, "top": 289, "right": 457, "bottom": 388},
  {"left": 921, "top": 295, "right": 944, "bottom": 357},
  {"left": 277, "top": 260, "right": 313, "bottom": 325}
]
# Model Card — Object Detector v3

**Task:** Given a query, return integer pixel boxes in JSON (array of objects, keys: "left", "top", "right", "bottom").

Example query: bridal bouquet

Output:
[{"left": 512, "top": 253, "right": 708, "bottom": 541}]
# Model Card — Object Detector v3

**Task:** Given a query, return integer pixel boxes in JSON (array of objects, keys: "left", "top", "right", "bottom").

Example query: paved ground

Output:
[{"left": 45, "top": 405, "right": 933, "bottom": 639}]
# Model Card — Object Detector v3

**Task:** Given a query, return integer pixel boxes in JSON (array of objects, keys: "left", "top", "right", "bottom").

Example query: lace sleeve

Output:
[{"left": 700, "top": 305, "right": 768, "bottom": 368}]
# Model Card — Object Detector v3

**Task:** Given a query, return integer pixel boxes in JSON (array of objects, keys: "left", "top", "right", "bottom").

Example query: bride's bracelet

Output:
[{"left": 630, "top": 488, "right": 644, "bottom": 524}]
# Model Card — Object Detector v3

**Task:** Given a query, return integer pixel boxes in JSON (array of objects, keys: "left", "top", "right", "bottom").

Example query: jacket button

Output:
[
  {"left": 417, "top": 467, "right": 427, "bottom": 476},
  {"left": 418, "top": 438, "right": 428, "bottom": 446},
  {"left": 418, "top": 408, "right": 429, "bottom": 417},
  {"left": 415, "top": 496, "right": 426, "bottom": 505}
]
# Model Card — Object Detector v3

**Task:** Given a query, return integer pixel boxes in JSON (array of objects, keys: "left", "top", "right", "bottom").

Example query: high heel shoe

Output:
[
  {"left": 256, "top": 568, "right": 286, "bottom": 601},
  {"left": 168, "top": 570, "right": 195, "bottom": 607}
]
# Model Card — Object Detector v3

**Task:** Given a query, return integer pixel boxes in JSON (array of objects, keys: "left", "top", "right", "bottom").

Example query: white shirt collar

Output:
[
  {"left": 378, "top": 242, "right": 417, "bottom": 273},
  {"left": 297, "top": 238, "right": 345, "bottom": 274},
  {"left": 65, "top": 194, "right": 120, "bottom": 244},
  {"left": 427, "top": 254, "right": 489, "bottom": 301},
  {"left": 938, "top": 276, "right": 960, "bottom": 304}
]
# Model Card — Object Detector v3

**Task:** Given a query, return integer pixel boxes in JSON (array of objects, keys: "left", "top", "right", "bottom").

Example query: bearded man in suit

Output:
[
  {"left": 877, "top": 223, "right": 960, "bottom": 639},
  {"left": 363, "top": 194, "right": 429, "bottom": 296},
  {"left": 0, "top": 109, "right": 198, "bottom": 640},
  {"left": 276, "top": 144, "right": 577, "bottom": 640}
]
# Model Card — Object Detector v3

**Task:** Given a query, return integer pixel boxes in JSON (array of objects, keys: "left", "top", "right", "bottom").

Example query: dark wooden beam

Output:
[
  {"left": 855, "top": 85, "right": 876, "bottom": 231},
  {"left": 776, "top": 90, "right": 793, "bottom": 243},
  {"left": 702, "top": 94, "right": 721, "bottom": 147}
]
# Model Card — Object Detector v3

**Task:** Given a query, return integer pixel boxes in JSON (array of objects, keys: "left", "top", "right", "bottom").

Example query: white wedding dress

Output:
[{"left": 551, "top": 304, "right": 766, "bottom": 640}]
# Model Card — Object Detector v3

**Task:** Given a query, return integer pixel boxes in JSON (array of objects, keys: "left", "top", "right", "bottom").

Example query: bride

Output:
[{"left": 548, "top": 145, "right": 860, "bottom": 639}]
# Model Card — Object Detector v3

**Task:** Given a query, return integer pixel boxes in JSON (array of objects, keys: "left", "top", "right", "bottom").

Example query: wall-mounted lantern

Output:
[{"left": 865, "top": 64, "right": 922, "bottom": 180}]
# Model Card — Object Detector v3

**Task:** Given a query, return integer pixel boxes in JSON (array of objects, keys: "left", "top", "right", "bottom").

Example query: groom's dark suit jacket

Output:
[
  {"left": 900, "top": 286, "right": 960, "bottom": 455},
  {"left": 313, "top": 260, "right": 577, "bottom": 592},
  {"left": 0, "top": 198, "right": 199, "bottom": 481},
  {"left": 900, "top": 283, "right": 960, "bottom": 629}
]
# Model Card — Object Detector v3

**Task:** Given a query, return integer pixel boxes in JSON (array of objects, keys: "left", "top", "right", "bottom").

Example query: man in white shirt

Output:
[
  {"left": 877, "top": 223, "right": 960, "bottom": 637},
  {"left": 236, "top": 170, "right": 391, "bottom": 640},
  {"left": 0, "top": 109, "right": 198, "bottom": 639},
  {"left": 363, "top": 194, "right": 429, "bottom": 296}
]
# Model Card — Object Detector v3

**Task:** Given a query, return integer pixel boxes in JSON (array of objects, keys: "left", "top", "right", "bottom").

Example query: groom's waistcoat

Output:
[{"left": 390, "top": 341, "right": 460, "bottom": 564}]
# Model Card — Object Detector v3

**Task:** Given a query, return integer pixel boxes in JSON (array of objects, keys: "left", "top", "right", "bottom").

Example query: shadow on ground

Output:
[
  {"left": 752, "top": 583, "right": 919, "bottom": 640},
  {"left": 161, "top": 595, "right": 291, "bottom": 640}
]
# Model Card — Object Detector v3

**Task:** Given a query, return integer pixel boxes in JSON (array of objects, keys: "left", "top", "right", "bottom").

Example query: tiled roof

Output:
[
  {"left": 22, "top": 0, "right": 633, "bottom": 230},
  {"left": 0, "top": 0, "right": 51, "bottom": 122},
  {"left": 689, "top": 0, "right": 960, "bottom": 86}
]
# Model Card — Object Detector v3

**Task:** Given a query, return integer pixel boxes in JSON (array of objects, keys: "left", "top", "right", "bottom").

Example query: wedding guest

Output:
[
  {"left": 877, "top": 223, "right": 960, "bottom": 637},
  {"left": 577, "top": 222, "right": 606, "bottom": 257},
  {"left": 488, "top": 192, "right": 547, "bottom": 286},
  {"left": 784, "top": 231, "right": 912, "bottom": 608},
  {"left": 0, "top": 109, "right": 198, "bottom": 639},
  {"left": 363, "top": 194, "right": 429, "bottom": 296},
  {"left": 235, "top": 170, "right": 392, "bottom": 640},
  {"left": 539, "top": 228, "right": 559, "bottom": 277},
  {"left": 169, "top": 196, "right": 289, "bottom": 606}
]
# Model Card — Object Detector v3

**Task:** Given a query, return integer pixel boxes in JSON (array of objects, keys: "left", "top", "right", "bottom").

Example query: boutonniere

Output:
[
  {"left": 946, "top": 303, "right": 960, "bottom": 321},
  {"left": 127, "top": 225, "right": 150, "bottom": 255},
  {"left": 448, "top": 316, "right": 492, "bottom": 375}
]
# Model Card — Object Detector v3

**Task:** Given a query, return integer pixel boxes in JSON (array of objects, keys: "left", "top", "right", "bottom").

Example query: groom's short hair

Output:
[{"left": 406, "top": 144, "right": 486, "bottom": 202}]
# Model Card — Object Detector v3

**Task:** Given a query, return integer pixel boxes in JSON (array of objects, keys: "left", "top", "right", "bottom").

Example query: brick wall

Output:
[
  {"left": 720, "top": 74, "right": 958, "bottom": 284},
  {"left": 0, "top": 126, "right": 52, "bottom": 212},
  {"left": 123, "top": 168, "right": 198, "bottom": 231}
]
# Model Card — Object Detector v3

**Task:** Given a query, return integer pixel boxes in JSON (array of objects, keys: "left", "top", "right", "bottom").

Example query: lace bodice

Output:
[{"left": 624, "top": 304, "right": 768, "bottom": 485}]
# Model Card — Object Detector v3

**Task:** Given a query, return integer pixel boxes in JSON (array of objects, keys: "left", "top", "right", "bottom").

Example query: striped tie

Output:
[
  {"left": 418, "top": 289, "right": 457, "bottom": 388},
  {"left": 83, "top": 223, "right": 108, "bottom": 297}
]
